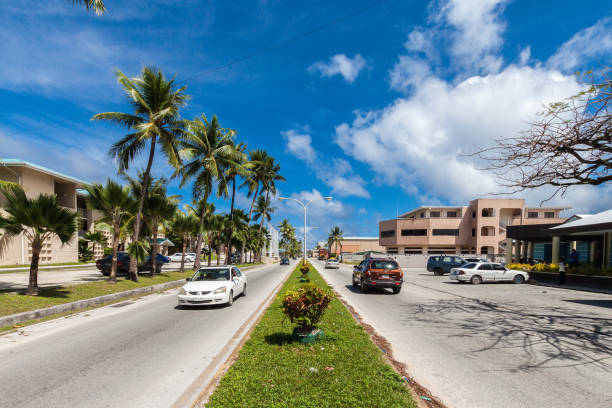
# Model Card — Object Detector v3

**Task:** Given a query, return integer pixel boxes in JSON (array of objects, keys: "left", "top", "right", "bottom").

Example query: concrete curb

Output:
[{"left": 0, "top": 263, "right": 269, "bottom": 328}]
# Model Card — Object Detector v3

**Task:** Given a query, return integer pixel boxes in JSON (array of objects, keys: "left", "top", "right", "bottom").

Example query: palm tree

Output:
[
  {"left": 258, "top": 156, "right": 285, "bottom": 236},
  {"left": 69, "top": 0, "right": 105, "bottom": 14},
  {"left": 83, "top": 230, "right": 106, "bottom": 260},
  {"left": 239, "top": 149, "right": 268, "bottom": 262},
  {"left": 252, "top": 195, "right": 276, "bottom": 260},
  {"left": 222, "top": 141, "right": 252, "bottom": 264},
  {"left": 0, "top": 186, "right": 78, "bottom": 295},
  {"left": 178, "top": 114, "right": 235, "bottom": 269},
  {"left": 85, "top": 180, "right": 135, "bottom": 282},
  {"left": 209, "top": 214, "right": 227, "bottom": 266},
  {"left": 94, "top": 66, "right": 188, "bottom": 281},
  {"left": 143, "top": 188, "right": 177, "bottom": 275},
  {"left": 169, "top": 211, "right": 199, "bottom": 273},
  {"left": 328, "top": 226, "right": 344, "bottom": 259}
]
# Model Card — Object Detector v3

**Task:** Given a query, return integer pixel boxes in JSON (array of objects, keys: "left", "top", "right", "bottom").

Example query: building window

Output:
[
  {"left": 430, "top": 211, "right": 440, "bottom": 218},
  {"left": 380, "top": 230, "right": 395, "bottom": 238},
  {"left": 527, "top": 211, "right": 539, "bottom": 218},
  {"left": 481, "top": 208, "right": 494, "bottom": 217},
  {"left": 471, "top": 228, "right": 476, "bottom": 237},
  {"left": 446, "top": 211, "right": 457, "bottom": 218},
  {"left": 404, "top": 248, "right": 422, "bottom": 254},
  {"left": 433, "top": 229, "right": 459, "bottom": 236},
  {"left": 420, "top": 212, "right": 425, "bottom": 218},
  {"left": 544, "top": 211, "right": 555, "bottom": 218},
  {"left": 387, "top": 247, "right": 398, "bottom": 254},
  {"left": 401, "top": 229, "right": 427, "bottom": 236},
  {"left": 472, "top": 211, "right": 476, "bottom": 218}
]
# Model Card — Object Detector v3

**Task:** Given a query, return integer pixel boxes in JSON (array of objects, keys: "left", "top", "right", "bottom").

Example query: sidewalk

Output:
[{"left": 0, "top": 263, "right": 96, "bottom": 273}]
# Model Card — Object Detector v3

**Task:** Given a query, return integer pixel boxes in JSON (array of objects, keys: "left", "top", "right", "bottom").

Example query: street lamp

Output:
[{"left": 278, "top": 196, "right": 332, "bottom": 264}]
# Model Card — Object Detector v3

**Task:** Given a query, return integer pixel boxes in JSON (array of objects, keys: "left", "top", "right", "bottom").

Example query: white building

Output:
[{"left": 265, "top": 223, "right": 279, "bottom": 258}]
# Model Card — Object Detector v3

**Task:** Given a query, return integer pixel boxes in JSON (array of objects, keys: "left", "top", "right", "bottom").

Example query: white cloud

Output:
[
  {"left": 335, "top": 65, "right": 585, "bottom": 204},
  {"left": 547, "top": 17, "right": 612, "bottom": 72},
  {"left": 282, "top": 129, "right": 370, "bottom": 198},
  {"left": 308, "top": 54, "right": 367, "bottom": 83},
  {"left": 519, "top": 46, "right": 531, "bottom": 65},
  {"left": 436, "top": 0, "right": 508, "bottom": 73},
  {"left": 389, "top": 55, "right": 432, "bottom": 92}
]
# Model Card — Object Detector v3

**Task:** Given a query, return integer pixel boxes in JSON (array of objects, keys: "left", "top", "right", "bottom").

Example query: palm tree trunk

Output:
[
  {"left": 180, "top": 239, "right": 187, "bottom": 273},
  {"left": 129, "top": 136, "right": 157, "bottom": 281},
  {"left": 26, "top": 239, "right": 42, "bottom": 296},
  {"left": 216, "top": 240, "right": 221, "bottom": 265},
  {"left": 225, "top": 177, "right": 237, "bottom": 265},
  {"left": 207, "top": 232, "right": 213, "bottom": 266},
  {"left": 151, "top": 221, "right": 159, "bottom": 276},
  {"left": 241, "top": 185, "right": 259, "bottom": 264},
  {"left": 110, "top": 222, "right": 120, "bottom": 283},
  {"left": 193, "top": 198, "right": 208, "bottom": 270}
]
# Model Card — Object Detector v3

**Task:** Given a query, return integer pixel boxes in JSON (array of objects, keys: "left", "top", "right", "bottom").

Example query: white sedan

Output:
[
  {"left": 449, "top": 262, "right": 529, "bottom": 284},
  {"left": 178, "top": 266, "right": 247, "bottom": 307},
  {"left": 169, "top": 252, "right": 195, "bottom": 263},
  {"left": 325, "top": 258, "right": 340, "bottom": 269}
]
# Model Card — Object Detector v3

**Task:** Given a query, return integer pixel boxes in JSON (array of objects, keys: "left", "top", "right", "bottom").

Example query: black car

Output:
[
  {"left": 95, "top": 252, "right": 164, "bottom": 276},
  {"left": 280, "top": 257, "right": 290, "bottom": 265},
  {"left": 426, "top": 255, "right": 466, "bottom": 275}
]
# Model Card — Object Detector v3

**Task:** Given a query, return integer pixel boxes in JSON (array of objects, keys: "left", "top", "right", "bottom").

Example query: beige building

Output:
[
  {"left": 329, "top": 237, "right": 384, "bottom": 254},
  {"left": 379, "top": 198, "right": 568, "bottom": 255},
  {"left": 0, "top": 159, "right": 96, "bottom": 266}
]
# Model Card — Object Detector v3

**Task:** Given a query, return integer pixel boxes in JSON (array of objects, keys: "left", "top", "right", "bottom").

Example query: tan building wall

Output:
[
  {"left": 329, "top": 237, "right": 384, "bottom": 254},
  {"left": 379, "top": 199, "right": 568, "bottom": 255},
  {"left": 0, "top": 162, "right": 85, "bottom": 266}
]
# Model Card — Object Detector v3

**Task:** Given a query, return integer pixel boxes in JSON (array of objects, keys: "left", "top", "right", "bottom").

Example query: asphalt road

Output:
[
  {"left": 315, "top": 260, "right": 612, "bottom": 408},
  {"left": 0, "top": 262, "right": 293, "bottom": 408}
]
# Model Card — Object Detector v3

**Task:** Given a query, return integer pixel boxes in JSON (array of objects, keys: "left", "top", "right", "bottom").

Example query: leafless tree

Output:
[{"left": 476, "top": 72, "right": 611, "bottom": 200}]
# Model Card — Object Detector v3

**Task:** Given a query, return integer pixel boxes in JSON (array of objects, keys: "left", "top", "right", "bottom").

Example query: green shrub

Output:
[{"left": 280, "top": 283, "right": 334, "bottom": 332}]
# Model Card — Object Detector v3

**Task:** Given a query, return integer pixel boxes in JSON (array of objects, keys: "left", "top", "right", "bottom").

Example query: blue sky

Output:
[{"left": 1, "top": 0, "right": 611, "bottom": 246}]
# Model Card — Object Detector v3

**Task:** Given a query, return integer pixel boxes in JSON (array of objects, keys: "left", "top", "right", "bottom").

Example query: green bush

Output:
[{"left": 280, "top": 283, "right": 334, "bottom": 332}]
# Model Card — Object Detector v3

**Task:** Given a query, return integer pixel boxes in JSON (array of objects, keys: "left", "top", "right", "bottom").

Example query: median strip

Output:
[{"left": 203, "top": 262, "right": 415, "bottom": 408}]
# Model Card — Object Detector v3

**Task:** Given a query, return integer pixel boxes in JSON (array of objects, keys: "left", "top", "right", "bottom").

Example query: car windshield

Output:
[
  {"left": 370, "top": 261, "right": 399, "bottom": 269},
  {"left": 461, "top": 263, "right": 477, "bottom": 269},
  {"left": 191, "top": 268, "right": 230, "bottom": 281}
]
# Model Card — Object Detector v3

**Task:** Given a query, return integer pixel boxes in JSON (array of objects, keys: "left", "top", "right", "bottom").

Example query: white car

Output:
[
  {"left": 178, "top": 266, "right": 247, "bottom": 307},
  {"left": 325, "top": 259, "right": 340, "bottom": 269},
  {"left": 169, "top": 252, "right": 195, "bottom": 263},
  {"left": 449, "top": 262, "right": 529, "bottom": 284}
]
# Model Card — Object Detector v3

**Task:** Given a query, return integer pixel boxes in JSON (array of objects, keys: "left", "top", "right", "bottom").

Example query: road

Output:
[
  {"left": 0, "top": 262, "right": 293, "bottom": 408},
  {"left": 315, "top": 260, "right": 612, "bottom": 408}
]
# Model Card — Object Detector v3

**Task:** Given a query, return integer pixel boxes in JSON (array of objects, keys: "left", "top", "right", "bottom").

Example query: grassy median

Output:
[
  {"left": 0, "top": 271, "right": 189, "bottom": 318},
  {"left": 206, "top": 263, "right": 415, "bottom": 408}
]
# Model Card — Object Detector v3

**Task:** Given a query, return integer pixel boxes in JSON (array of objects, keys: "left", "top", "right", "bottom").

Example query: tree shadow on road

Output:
[{"left": 402, "top": 298, "right": 612, "bottom": 372}]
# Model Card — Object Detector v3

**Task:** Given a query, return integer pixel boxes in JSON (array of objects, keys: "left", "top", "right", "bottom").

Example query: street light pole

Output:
[{"left": 278, "top": 196, "right": 332, "bottom": 264}]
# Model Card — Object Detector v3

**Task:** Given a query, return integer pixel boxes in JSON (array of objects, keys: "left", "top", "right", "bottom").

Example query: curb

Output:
[{"left": 0, "top": 263, "right": 269, "bottom": 328}]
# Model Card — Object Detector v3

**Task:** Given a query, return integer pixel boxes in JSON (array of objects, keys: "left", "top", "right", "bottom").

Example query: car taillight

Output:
[
  {"left": 365, "top": 271, "right": 371, "bottom": 278},
  {"left": 458, "top": 271, "right": 465, "bottom": 275},
  {"left": 117, "top": 261, "right": 122, "bottom": 266}
]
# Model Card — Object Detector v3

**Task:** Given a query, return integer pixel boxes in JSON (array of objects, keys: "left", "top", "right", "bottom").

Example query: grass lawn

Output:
[
  {"left": 0, "top": 261, "right": 91, "bottom": 270},
  {"left": 206, "top": 263, "right": 415, "bottom": 408},
  {"left": 0, "top": 271, "right": 190, "bottom": 318}
]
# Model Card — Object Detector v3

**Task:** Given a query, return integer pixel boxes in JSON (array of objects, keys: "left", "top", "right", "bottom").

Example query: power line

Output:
[{"left": 184, "top": 0, "right": 390, "bottom": 82}]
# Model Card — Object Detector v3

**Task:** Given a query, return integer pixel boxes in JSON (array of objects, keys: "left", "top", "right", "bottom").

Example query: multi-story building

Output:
[
  {"left": 0, "top": 159, "right": 91, "bottom": 266},
  {"left": 329, "top": 237, "right": 384, "bottom": 254},
  {"left": 378, "top": 198, "right": 568, "bottom": 255}
]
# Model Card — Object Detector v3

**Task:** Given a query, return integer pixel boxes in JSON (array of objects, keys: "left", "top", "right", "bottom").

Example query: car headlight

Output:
[
  {"left": 179, "top": 288, "right": 186, "bottom": 295},
  {"left": 213, "top": 286, "right": 227, "bottom": 294}
]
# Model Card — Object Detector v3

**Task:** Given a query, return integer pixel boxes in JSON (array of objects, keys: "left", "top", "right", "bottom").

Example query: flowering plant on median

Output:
[{"left": 280, "top": 283, "right": 334, "bottom": 332}]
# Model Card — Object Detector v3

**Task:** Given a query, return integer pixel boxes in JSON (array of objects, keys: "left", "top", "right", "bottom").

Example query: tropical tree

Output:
[
  {"left": 94, "top": 66, "right": 188, "bottom": 281},
  {"left": 278, "top": 219, "right": 297, "bottom": 259},
  {"left": 0, "top": 186, "right": 78, "bottom": 295},
  {"left": 169, "top": 211, "right": 199, "bottom": 273},
  {"left": 209, "top": 214, "right": 227, "bottom": 265},
  {"left": 143, "top": 187, "right": 177, "bottom": 275},
  {"left": 85, "top": 180, "right": 135, "bottom": 282},
  {"left": 83, "top": 230, "right": 106, "bottom": 260},
  {"left": 258, "top": 156, "right": 285, "bottom": 235},
  {"left": 252, "top": 195, "right": 276, "bottom": 260},
  {"left": 239, "top": 149, "right": 268, "bottom": 262},
  {"left": 179, "top": 114, "right": 235, "bottom": 269},
  {"left": 70, "top": 0, "right": 105, "bottom": 14},
  {"left": 328, "top": 226, "right": 344, "bottom": 258}
]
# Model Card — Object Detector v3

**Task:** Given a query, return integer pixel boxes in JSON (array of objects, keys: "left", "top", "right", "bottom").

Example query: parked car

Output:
[
  {"left": 169, "top": 252, "right": 195, "bottom": 263},
  {"left": 449, "top": 262, "right": 529, "bottom": 284},
  {"left": 352, "top": 258, "right": 403, "bottom": 294},
  {"left": 427, "top": 255, "right": 466, "bottom": 275},
  {"left": 280, "top": 257, "right": 290, "bottom": 265},
  {"left": 463, "top": 257, "right": 487, "bottom": 263},
  {"left": 325, "top": 258, "right": 339, "bottom": 269},
  {"left": 95, "top": 252, "right": 164, "bottom": 276},
  {"left": 146, "top": 253, "right": 170, "bottom": 264},
  {"left": 178, "top": 266, "right": 247, "bottom": 307}
]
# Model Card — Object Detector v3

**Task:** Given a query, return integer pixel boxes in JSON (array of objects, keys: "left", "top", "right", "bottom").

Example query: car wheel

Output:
[
  {"left": 227, "top": 290, "right": 234, "bottom": 306},
  {"left": 242, "top": 284, "right": 247, "bottom": 296},
  {"left": 352, "top": 275, "right": 359, "bottom": 288},
  {"left": 360, "top": 279, "right": 368, "bottom": 293},
  {"left": 434, "top": 268, "right": 443, "bottom": 276},
  {"left": 471, "top": 275, "right": 483, "bottom": 285},
  {"left": 392, "top": 286, "right": 401, "bottom": 294},
  {"left": 513, "top": 274, "right": 525, "bottom": 284}
]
